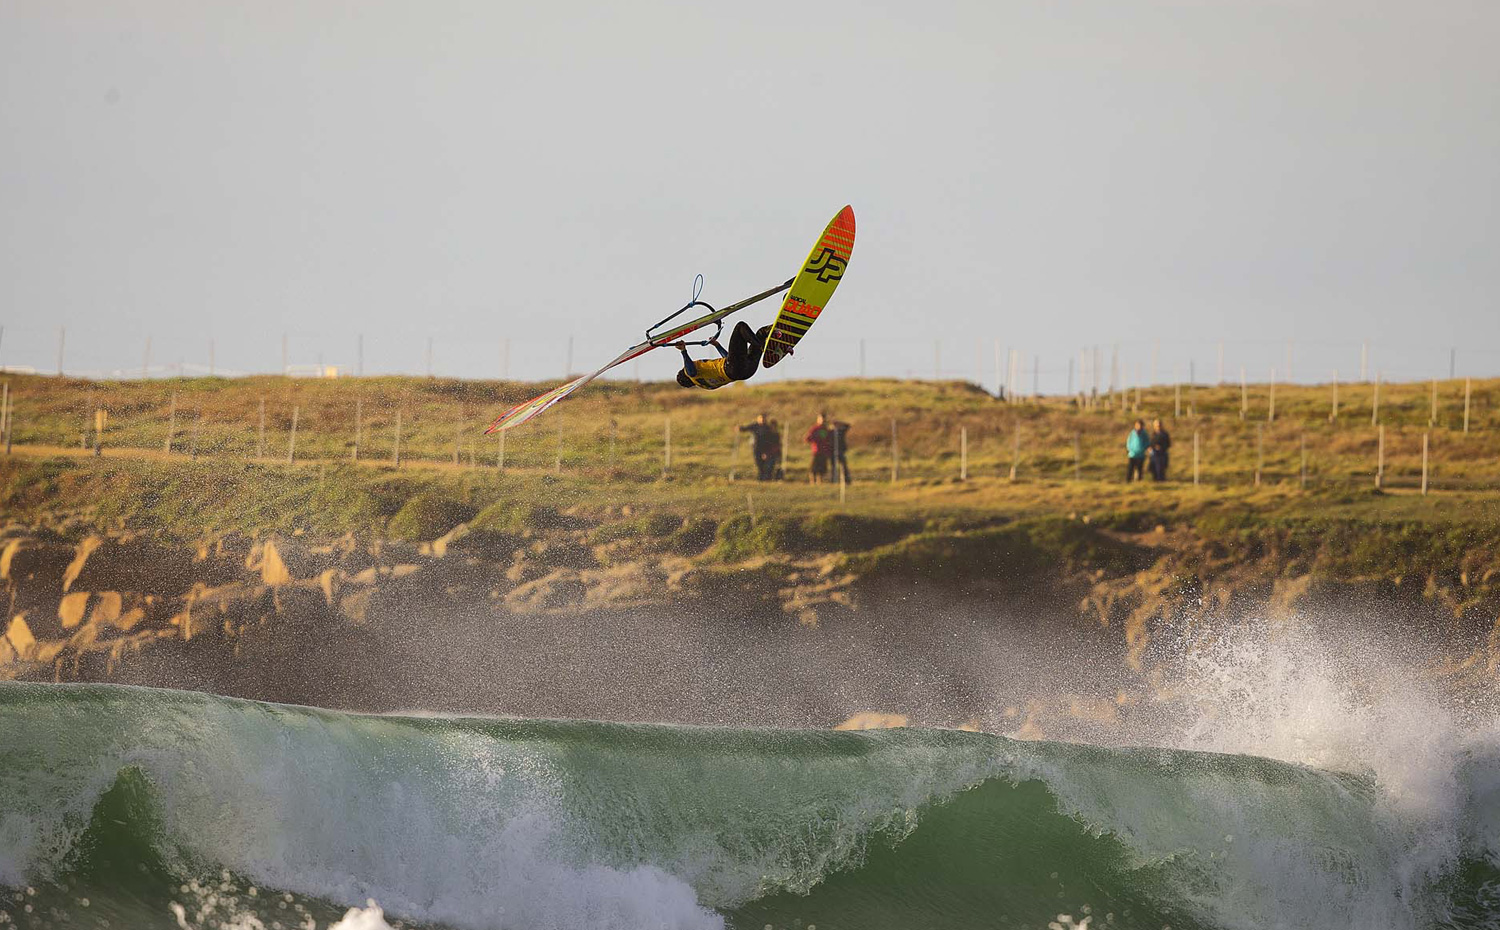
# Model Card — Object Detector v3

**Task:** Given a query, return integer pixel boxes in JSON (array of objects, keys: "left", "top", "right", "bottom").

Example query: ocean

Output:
[{"left": 2, "top": 679, "right": 1497, "bottom": 930}]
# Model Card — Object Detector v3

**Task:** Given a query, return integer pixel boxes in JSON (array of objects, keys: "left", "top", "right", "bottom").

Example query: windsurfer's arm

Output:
[{"left": 674, "top": 343, "right": 696, "bottom": 375}]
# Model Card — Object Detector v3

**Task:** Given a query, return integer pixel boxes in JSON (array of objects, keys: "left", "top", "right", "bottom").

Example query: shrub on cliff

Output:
[
  {"left": 471, "top": 501, "right": 563, "bottom": 534},
  {"left": 670, "top": 516, "right": 718, "bottom": 555},
  {"left": 387, "top": 493, "right": 477, "bottom": 542},
  {"left": 714, "top": 514, "right": 801, "bottom": 561},
  {"left": 801, "top": 513, "right": 919, "bottom": 552},
  {"left": 840, "top": 517, "right": 1146, "bottom": 588},
  {"left": 588, "top": 510, "right": 683, "bottom": 546}
]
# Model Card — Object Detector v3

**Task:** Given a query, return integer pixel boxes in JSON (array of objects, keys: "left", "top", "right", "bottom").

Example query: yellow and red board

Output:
[{"left": 761, "top": 205, "right": 855, "bottom": 368}]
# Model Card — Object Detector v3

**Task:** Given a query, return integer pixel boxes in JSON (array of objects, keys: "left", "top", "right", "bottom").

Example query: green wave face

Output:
[{"left": 1, "top": 682, "right": 1495, "bottom": 930}]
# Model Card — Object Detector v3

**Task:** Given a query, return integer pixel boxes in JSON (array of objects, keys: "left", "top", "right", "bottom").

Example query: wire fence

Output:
[{"left": 1, "top": 375, "right": 1495, "bottom": 496}]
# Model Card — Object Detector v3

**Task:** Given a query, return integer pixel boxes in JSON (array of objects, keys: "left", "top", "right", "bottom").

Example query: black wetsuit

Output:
[{"left": 677, "top": 322, "right": 770, "bottom": 389}]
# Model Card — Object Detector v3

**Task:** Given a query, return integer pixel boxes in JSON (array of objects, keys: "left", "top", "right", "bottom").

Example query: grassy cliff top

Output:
[
  {"left": 0, "top": 374, "right": 1497, "bottom": 553},
  {"left": 1, "top": 371, "right": 1497, "bottom": 488}
]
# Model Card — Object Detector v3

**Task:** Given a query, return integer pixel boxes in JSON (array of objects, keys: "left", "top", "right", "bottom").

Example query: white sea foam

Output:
[
  {"left": 1026, "top": 618, "right": 1500, "bottom": 930},
  {"left": 328, "top": 902, "right": 395, "bottom": 930}
]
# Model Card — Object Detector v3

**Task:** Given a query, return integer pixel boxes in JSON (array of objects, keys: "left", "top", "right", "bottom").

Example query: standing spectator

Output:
[
  {"left": 765, "top": 417, "right": 784, "bottom": 480},
  {"left": 827, "top": 415, "right": 853, "bottom": 484},
  {"left": 738, "top": 414, "right": 781, "bottom": 481},
  {"left": 805, "top": 413, "right": 833, "bottom": 483},
  {"left": 1125, "top": 419, "right": 1149, "bottom": 482},
  {"left": 1149, "top": 418, "right": 1172, "bottom": 481}
]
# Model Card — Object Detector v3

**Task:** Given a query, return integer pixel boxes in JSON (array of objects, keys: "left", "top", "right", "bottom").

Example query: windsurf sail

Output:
[{"left": 483, "top": 277, "right": 792, "bottom": 433}]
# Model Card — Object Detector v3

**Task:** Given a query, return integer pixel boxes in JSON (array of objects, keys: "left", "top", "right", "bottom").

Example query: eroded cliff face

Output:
[{"left": 4, "top": 510, "right": 1499, "bottom": 726}]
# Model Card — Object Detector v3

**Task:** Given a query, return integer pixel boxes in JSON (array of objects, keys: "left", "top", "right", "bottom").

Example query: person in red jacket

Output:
[{"left": 805, "top": 412, "right": 837, "bottom": 483}]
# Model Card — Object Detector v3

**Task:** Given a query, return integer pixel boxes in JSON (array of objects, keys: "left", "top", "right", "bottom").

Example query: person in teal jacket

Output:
[{"left": 1125, "top": 419, "right": 1150, "bottom": 482}]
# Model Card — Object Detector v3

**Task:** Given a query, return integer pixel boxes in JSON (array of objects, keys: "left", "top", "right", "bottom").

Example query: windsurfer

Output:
[{"left": 674, "top": 321, "right": 772, "bottom": 390}]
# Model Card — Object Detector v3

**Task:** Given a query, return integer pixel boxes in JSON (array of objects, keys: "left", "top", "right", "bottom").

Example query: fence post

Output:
[
  {"left": 1464, "top": 378, "right": 1471, "bottom": 434},
  {"left": 959, "top": 427, "right": 968, "bottom": 482},
  {"left": 1193, "top": 430, "right": 1200, "bottom": 486},
  {"left": 256, "top": 398, "right": 265, "bottom": 459},
  {"left": 165, "top": 392, "right": 177, "bottom": 455},
  {"left": 353, "top": 398, "right": 362, "bottom": 461},
  {"left": 1254, "top": 424, "right": 1263, "bottom": 487},
  {"left": 663, "top": 417, "right": 672, "bottom": 474},
  {"left": 1372, "top": 374, "right": 1381, "bottom": 426},
  {"left": 1430, "top": 379, "right": 1438, "bottom": 428},
  {"left": 287, "top": 407, "right": 299, "bottom": 463},
  {"left": 1008, "top": 422, "right": 1020, "bottom": 481},
  {"left": 890, "top": 418, "right": 899, "bottom": 483},
  {"left": 837, "top": 427, "right": 847, "bottom": 502},
  {"left": 3, "top": 391, "right": 11, "bottom": 455},
  {"left": 392, "top": 410, "right": 402, "bottom": 467},
  {"left": 1331, "top": 371, "right": 1339, "bottom": 424},
  {"left": 454, "top": 424, "right": 462, "bottom": 467},
  {"left": 1421, "top": 431, "right": 1429, "bottom": 496},
  {"left": 1375, "top": 424, "right": 1384, "bottom": 489},
  {"left": 93, "top": 409, "right": 105, "bottom": 457},
  {"left": 1188, "top": 360, "right": 1196, "bottom": 416},
  {"left": 0, "top": 382, "right": 7, "bottom": 450}
]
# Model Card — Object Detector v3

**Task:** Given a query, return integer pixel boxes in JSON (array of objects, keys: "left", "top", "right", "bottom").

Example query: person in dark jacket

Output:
[
  {"left": 1125, "top": 419, "right": 1149, "bottom": 482},
  {"left": 827, "top": 415, "right": 852, "bottom": 484},
  {"left": 738, "top": 413, "right": 781, "bottom": 481},
  {"left": 1148, "top": 418, "right": 1172, "bottom": 481}
]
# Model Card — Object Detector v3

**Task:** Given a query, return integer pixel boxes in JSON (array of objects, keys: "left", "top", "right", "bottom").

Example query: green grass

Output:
[{"left": 2, "top": 372, "right": 1498, "bottom": 490}]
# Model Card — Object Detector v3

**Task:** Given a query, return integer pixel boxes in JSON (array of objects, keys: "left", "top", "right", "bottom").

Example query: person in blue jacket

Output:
[{"left": 1125, "top": 419, "right": 1150, "bottom": 482}]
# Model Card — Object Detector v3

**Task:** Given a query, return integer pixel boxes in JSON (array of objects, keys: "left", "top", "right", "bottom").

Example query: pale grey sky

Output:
[{"left": 2, "top": 0, "right": 1496, "bottom": 389}]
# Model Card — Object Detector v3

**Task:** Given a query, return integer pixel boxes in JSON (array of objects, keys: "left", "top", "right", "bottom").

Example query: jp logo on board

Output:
[{"left": 804, "top": 248, "right": 846, "bottom": 283}]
